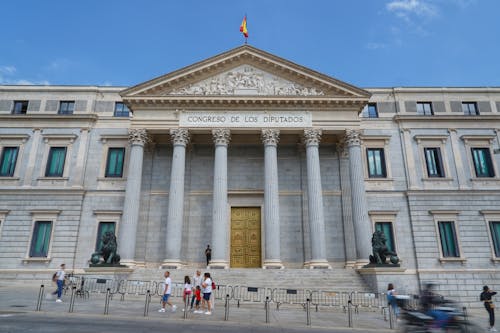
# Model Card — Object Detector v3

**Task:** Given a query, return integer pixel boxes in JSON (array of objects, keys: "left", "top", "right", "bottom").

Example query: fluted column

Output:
[
  {"left": 118, "top": 128, "right": 148, "bottom": 266},
  {"left": 337, "top": 140, "right": 357, "bottom": 268},
  {"left": 261, "top": 129, "right": 283, "bottom": 269},
  {"left": 163, "top": 128, "right": 190, "bottom": 268},
  {"left": 304, "top": 129, "right": 330, "bottom": 269},
  {"left": 209, "top": 128, "right": 231, "bottom": 269},
  {"left": 345, "top": 129, "right": 371, "bottom": 264}
]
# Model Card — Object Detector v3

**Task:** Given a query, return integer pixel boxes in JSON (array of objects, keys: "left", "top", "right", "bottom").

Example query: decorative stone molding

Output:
[
  {"left": 212, "top": 128, "right": 231, "bottom": 145},
  {"left": 128, "top": 128, "right": 149, "bottom": 146},
  {"left": 345, "top": 129, "right": 362, "bottom": 147},
  {"left": 169, "top": 65, "right": 325, "bottom": 96},
  {"left": 303, "top": 128, "right": 322, "bottom": 146},
  {"left": 261, "top": 129, "right": 280, "bottom": 145},
  {"left": 335, "top": 139, "right": 349, "bottom": 158},
  {"left": 170, "top": 128, "right": 190, "bottom": 146}
]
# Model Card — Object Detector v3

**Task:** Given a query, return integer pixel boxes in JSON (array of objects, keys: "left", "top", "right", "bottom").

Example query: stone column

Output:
[
  {"left": 345, "top": 129, "right": 371, "bottom": 265},
  {"left": 118, "top": 128, "right": 148, "bottom": 266},
  {"left": 163, "top": 128, "right": 190, "bottom": 268},
  {"left": 261, "top": 129, "right": 283, "bottom": 269},
  {"left": 209, "top": 128, "right": 231, "bottom": 269},
  {"left": 337, "top": 140, "right": 357, "bottom": 268},
  {"left": 304, "top": 129, "right": 330, "bottom": 269},
  {"left": 23, "top": 128, "right": 41, "bottom": 186},
  {"left": 72, "top": 128, "right": 89, "bottom": 187}
]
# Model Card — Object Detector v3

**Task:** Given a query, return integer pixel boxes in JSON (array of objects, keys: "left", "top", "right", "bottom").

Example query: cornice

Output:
[{"left": 394, "top": 115, "right": 500, "bottom": 123}]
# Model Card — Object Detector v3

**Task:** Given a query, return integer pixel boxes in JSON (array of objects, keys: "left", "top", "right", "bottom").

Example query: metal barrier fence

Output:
[
  {"left": 272, "top": 288, "right": 311, "bottom": 309},
  {"left": 81, "top": 277, "right": 120, "bottom": 295},
  {"left": 118, "top": 280, "right": 158, "bottom": 299},
  {"left": 310, "top": 290, "right": 350, "bottom": 311},
  {"left": 232, "top": 285, "right": 272, "bottom": 307}
]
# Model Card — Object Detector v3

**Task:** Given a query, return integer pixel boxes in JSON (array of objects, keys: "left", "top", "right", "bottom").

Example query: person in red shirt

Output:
[{"left": 193, "top": 286, "right": 202, "bottom": 313}]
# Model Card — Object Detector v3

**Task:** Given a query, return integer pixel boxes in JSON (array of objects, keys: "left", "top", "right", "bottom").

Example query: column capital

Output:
[
  {"left": 170, "top": 128, "right": 190, "bottom": 146},
  {"left": 345, "top": 129, "right": 362, "bottom": 147},
  {"left": 303, "top": 128, "right": 322, "bottom": 146},
  {"left": 336, "top": 139, "right": 349, "bottom": 159},
  {"left": 212, "top": 128, "right": 231, "bottom": 145},
  {"left": 128, "top": 128, "right": 149, "bottom": 146},
  {"left": 261, "top": 129, "right": 280, "bottom": 146}
]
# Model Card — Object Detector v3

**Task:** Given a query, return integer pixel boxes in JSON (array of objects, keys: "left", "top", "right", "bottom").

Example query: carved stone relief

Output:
[{"left": 169, "top": 65, "right": 325, "bottom": 96}]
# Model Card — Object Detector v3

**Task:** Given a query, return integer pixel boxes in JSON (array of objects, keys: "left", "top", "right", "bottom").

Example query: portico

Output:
[{"left": 118, "top": 45, "right": 371, "bottom": 269}]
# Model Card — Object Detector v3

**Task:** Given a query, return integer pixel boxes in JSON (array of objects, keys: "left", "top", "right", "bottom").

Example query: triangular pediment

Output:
[{"left": 121, "top": 45, "right": 370, "bottom": 106}]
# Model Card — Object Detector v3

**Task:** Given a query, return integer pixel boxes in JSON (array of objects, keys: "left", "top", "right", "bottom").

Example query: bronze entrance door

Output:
[{"left": 230, "top": 207, "right": 261, "bottom": 268}]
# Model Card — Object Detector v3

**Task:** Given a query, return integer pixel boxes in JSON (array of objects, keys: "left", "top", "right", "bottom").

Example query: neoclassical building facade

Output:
[{"left": 0, "top": 46, "right": 499, "bottom": 300}]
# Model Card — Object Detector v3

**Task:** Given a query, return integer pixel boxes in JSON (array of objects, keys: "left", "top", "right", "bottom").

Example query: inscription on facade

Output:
[{"left": 180, "top": 111, "right": 312, "bottom": 128}]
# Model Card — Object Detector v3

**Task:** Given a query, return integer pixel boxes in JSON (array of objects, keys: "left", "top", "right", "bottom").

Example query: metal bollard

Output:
[
  {"left": 69, "top": 286, "right": 76, "bottom": 313},
  {"left": 104, "top": 288, "right": 111, "bottom": 315},
  {"left": 224, "top": 294, "right": 230, "bottom": 321},
  {"left": 463, "top": 306, "right": 469, "bottom": 333},
  {"left": 306, "top": 298, "right": 311, "bottom": 326},
  {"left": 144, "top": 290, "right": 151, "bottom": 317},
  {"left": 265, "top": 296, "right": 270, "bottom": 323},
  {"left": 36, "top": 285, "right": 45, "bottom": 311},
  {"left": 347, "top": 300, "right": 353, "bottom": 328},
  {"left": 388, "top": 305, "right": 394, "bottom": 329}
]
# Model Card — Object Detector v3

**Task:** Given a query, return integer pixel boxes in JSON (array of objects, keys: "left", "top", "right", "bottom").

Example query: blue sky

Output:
[{"left": 0, "top": 0, "right": 498, "bottom": 88}]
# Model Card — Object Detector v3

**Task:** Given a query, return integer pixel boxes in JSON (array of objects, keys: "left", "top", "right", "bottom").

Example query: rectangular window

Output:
[
  {"left": 58, "top": 101, "right": 75, "bottom": 115},
  {"left": 45, "top": 147, "right": 67, "bottom": 177},
  {"left": 0, "top": 147, "right": 19, "bottom": 177},
  {"left": 462, "top": 102, "right": 478, "bottom": 115},
  {"left": 105, "top": 148, "right": 125, "bottom": 178},
  {"left": 417, "top": 102, "right": 433, "bottom": 115},
  {"left": 375, "top": 222, "right": 395, "bottom": 252},
  {"left": 95, "top": 222, "right": 116, "bottom": 252},
  {"left": 438, "top": 221, "right": 460, "bottom": 257},
  {"left": 424, "top": 147, "right": 445, "bottom": 177},
  {"left": 12, "top": 101, "right": 29, "bottom": 114},
  {"left": 490, "top": 221, "right": 500, "bottom": 258},
  {"left": 471, "top": 148, "right": 494, "bottom": 177},
  {"left": 29, "top": 221, "right": 52, "bottom": 257},
  {"left": 114, "top": 102, "right": 130, "bottom": 117},
  {"left": 366, "top": 148, "right": 387, "bottom": 178},
  {"left": 367, "top": 103, "right": 378, "bottom": 118}
]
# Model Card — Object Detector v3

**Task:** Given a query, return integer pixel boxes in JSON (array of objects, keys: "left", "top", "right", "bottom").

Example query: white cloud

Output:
[
  {"left": 386, "top": 0, "right": 438, "bottom": 20},
  {"left": 365, "top": 42, "right": 387, "bottom": 50},
  {"left": 0, "top": 65, "right": 16, "bottom": 74}
]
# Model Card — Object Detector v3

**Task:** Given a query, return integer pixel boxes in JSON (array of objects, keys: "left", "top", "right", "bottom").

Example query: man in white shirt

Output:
[
  {"left": 201, "top": 272, "right": 212, "bottom": 315},
  {"left": 190, "top": 270, "right": 202, "bottom": 310},
  {"left": 159, "top": 271, "right": 177, "bottom": 313},
  {"left": 53, "top": 263, "right": 65, "bottom": 303}
]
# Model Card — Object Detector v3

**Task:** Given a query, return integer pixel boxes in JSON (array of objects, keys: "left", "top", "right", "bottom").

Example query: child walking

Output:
[
  {"left": 182, "top": 275, "right": 192, "bottom": 312},
  {"left": 193, "top": 286, "right": 202, "bottom": 313}
]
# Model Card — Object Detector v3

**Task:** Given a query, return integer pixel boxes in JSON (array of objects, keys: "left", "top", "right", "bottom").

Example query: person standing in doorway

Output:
[
  {"left": 481, "top": 285, "right": 497, "bottom": 331},
  {"left": 205, "top": 245, "right": 212, "bottom": 266},
  {"left": 159, "top": 271, "right": 177, "bottom": 313},
  {"left": 53, "top": 263, "right": 65, "bottom": 303}
]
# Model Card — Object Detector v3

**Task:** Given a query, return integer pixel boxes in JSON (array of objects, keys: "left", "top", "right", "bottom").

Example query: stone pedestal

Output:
[
  {"left": 357, "top": 266, "right": 419, "bottom": 294},
  {"left": 83, "top": 266, "right": 134, "bottom": 280}
]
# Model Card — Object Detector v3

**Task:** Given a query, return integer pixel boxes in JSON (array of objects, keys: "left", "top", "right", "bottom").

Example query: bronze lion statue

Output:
[
  {"left": 90, "top": 231, "right": 121, "bottom": 265},
  {"left": 369, "top": 230, "right": 399, "bottom": 265}
]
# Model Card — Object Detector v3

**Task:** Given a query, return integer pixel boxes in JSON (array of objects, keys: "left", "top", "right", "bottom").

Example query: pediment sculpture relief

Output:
[{"left": 169, "top": 65, "right": 325, "bottom": 96}]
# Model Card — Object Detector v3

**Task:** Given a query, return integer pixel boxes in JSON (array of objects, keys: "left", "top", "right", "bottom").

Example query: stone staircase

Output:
[{"left": 127, "top": 267, "right": 370, "bottom": 292}]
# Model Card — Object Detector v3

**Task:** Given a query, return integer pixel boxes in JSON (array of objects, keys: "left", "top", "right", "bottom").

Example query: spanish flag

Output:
[{"left": 240, "top": 15, "right": 248, "bottom": 38}]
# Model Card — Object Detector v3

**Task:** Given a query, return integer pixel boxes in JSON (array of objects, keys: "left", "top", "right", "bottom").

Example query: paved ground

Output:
[{"left": 0, "top": 282, "right": 491, "bottom": 333}]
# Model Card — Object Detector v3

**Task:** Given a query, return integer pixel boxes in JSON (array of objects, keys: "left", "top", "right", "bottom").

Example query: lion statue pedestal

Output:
[{"left": 89, "top": 231, "right": 123, "bottom": 267}]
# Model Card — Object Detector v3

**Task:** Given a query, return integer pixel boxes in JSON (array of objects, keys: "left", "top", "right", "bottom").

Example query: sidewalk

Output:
[{"left": 0, "top": 282, "right": 489, "bottom": 332}]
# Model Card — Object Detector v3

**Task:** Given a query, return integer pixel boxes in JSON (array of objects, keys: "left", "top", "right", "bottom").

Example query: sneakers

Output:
[
  {"left": 55, "top": 299, "right": 62, "bottom": 303},
  {"left": 204, "top": 311, "right": 211, "bottom": 315},
  {"left": 158, "top": 308, "right": 165, "bottom": 313},
  {"left": 490, "top": 328, "right": 497, "bottom": 332},
  {"left": 193, "top": 310, "right": 202, "bottom": 314}
]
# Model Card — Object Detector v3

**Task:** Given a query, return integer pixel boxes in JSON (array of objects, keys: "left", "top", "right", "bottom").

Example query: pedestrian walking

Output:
[
  {"left": 386, "top": 283, "right": 399, "bottom": 318},
  {"left": 182, "top": 276, "right": 192, "bottom": 312},
  {"left": 159, "top": 271, "right": 177, "bottom": 313},
  {"left": 481, "top": 285, "right": 497, "bottom": 331},
  {"left": 52, "top": 264, "right": 65, "bottom": 303}
]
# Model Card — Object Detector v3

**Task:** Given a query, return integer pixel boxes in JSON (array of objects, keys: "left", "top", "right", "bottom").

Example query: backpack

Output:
[{"left": 52, "top": 272, "right": 57, "bottom": 282}]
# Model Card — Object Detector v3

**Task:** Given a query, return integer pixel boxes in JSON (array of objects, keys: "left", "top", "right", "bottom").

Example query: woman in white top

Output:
[
  {"left": 201, "top": 272, "right": 212, "bottom": 315},
  {"left": 183, "top": 275, "right": 192, "bottom": 311}
]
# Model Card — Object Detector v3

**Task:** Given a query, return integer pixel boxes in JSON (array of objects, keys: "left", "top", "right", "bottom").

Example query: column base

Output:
[
  {"left": 353, "top": 259, "right": 370, "bottom": 269},
  {"left": 344, "top": 260, "right": 357, "bottom": 268},
  {"left": 161, "top": 259, "right": 184, "bottom": 269},
  {"left": 305, "top": 260, "right": 331, "bottom": 269},
  {"left": 208, "top": 260, "right": 229, "bottom": 269},
  {"left": 263, "top": 259, "right": 284, "bottom": 269}
]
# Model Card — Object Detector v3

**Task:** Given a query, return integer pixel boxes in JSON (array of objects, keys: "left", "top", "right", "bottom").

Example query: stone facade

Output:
[{"left": 0, "top": 46, "right": 499, "bottom": 306}]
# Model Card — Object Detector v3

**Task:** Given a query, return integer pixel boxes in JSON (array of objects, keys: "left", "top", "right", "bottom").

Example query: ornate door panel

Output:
[{"left": 230, "top": 207, "right": 261, "bottom": 268}]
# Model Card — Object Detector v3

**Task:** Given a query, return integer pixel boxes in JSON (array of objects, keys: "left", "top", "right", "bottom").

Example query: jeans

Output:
[
  {"left": 485, "top": 303, "right": 495, "bottom": 327},
  {"left": 56, "top": 280, "right": 64, "bottom": 299}
]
